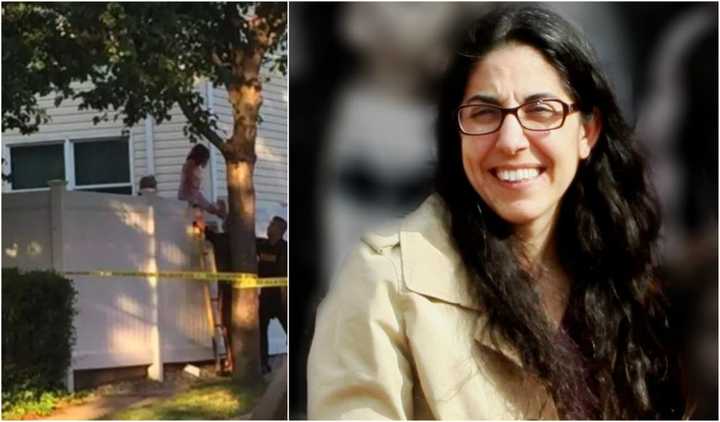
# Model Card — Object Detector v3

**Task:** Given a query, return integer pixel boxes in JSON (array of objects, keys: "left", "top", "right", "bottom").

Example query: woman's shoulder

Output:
[
  {"left": 326, "top": 195, "right": 448, "bottom": 295},
  {"left": 355, "top": 193, "right": 478, "bottom": 311},
  {"left": 361, "top": 193, "right": 450, "bottom": 254}
]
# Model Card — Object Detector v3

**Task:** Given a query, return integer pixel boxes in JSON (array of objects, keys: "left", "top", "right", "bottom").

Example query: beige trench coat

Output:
[{"left": 308, "top": 194, "right": 559, "bottom": 420}]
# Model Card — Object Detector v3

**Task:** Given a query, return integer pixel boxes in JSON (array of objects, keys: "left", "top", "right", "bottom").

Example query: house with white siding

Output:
[
  {"left": 2, "top": 72, "right": 288, "bottom": 231},
  {"left": 1, "top": 70, "right": 287, "bottom": 389}
]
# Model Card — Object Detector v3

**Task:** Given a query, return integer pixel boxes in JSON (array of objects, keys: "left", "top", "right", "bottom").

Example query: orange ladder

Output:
[{"left": 193, "top": 214, "right": 233, "bottom": 373}]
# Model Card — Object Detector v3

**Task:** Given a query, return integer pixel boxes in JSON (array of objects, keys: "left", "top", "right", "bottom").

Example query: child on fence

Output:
[{"left": 178, "top": 144, "right": 227, "bottom": 225}]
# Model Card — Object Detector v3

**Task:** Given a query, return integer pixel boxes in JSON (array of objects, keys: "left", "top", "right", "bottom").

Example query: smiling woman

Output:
[
  {"left": 307, "top": 6, "right": 684, "bottom": 420},
  {"left": 458, "top": 43, "right": 601, "bottom": 266}
]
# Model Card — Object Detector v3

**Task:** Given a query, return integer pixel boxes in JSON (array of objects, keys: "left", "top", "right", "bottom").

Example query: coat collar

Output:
[{"left": 398, "top": 194, "right": 524, "bottom": 369}]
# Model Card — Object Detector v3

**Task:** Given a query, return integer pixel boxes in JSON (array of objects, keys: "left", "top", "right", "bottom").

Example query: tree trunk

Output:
[
  {"left": 224, "top": 45, "right": 265, "bottom": 379},
  {"left": 226, "top": 160, "right": 260, "bottom": 379},
  {"left": 214, "top": 4, "right": 285, "bottom": 379}
]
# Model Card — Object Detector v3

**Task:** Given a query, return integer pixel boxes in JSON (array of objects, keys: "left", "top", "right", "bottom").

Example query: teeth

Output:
[{"left": 496, "top": 168, "right": 540, "bottom": 182}]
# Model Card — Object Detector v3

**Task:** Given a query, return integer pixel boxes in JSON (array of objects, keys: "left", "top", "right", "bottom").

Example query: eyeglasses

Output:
[{"left": 457, "top": 99, "right": 579, "bottom": 135}]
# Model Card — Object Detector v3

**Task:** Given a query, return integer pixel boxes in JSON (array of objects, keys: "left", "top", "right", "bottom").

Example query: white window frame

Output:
[
  {"left": 71, "top": 136, "right": 134, "bottom": 194},
  {"left": 4, "top": 139, "right": 67, "bottom": 193},
  {"left": 4, "top": 136, "right": 134, "bottom": 195}
]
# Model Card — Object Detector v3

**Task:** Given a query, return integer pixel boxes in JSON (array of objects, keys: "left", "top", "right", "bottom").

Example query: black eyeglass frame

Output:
[{"left": 456, "top": 99, "right": 580, "bottom": 135}]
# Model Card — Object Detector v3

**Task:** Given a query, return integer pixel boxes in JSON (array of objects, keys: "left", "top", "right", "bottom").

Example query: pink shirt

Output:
[{"left": 177, "top": 160, "right": 213, "bottom": 211}]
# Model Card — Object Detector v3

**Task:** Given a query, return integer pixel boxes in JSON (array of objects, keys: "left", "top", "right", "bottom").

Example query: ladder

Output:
[{"left": 193, "top": 216, "right": 233, "bottom": 373}]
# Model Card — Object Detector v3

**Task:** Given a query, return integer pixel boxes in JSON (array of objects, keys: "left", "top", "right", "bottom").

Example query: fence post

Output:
[
  {"left": 145, "top": 196, "right": 164, "bottom": 382},
  {"left": 49, "top": 179, "right": 74, "bottom": 392}
]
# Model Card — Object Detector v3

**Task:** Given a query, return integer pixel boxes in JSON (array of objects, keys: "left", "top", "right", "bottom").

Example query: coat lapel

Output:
[
  {"left": 473, "top": 314, "right": 525, "bottom": 369},
  {"left": 399, "top": 194, "right": 525, "bottom": 369}
]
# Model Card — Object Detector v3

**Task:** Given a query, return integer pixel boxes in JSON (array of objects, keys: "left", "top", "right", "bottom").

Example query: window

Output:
[
  {"left": 73, "top": 139, "right": 132, "bottom": 194},
  {"left": 10, "top": 144, "right": 65, "bottom": 190},
  {"left": 6, "top": 137, "right": 133, "bottom": 194}
]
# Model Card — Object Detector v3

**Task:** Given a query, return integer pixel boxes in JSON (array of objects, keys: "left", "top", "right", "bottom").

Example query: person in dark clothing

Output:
[
  {"left": 205, "top": 215, "right": 289, "bottom": 374},
  {"left": 258, "top": 216, "right": 288, "bottom": 374}
]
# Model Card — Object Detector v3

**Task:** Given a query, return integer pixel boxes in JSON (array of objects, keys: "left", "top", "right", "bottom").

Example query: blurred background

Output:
[{"left": 289, "top": 3, "right": 718, "bottom": 419}]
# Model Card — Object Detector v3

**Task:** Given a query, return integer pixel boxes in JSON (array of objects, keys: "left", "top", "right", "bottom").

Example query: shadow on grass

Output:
[{"left": 104, "top": 379, "right": 265, "bottom": 420}]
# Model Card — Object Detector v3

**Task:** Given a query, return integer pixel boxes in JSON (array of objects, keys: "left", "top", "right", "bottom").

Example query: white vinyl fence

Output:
[{"left": 2, "top": 182, "right": 284, "bottom": 390}]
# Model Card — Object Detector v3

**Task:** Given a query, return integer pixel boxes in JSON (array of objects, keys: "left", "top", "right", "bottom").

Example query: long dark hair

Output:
[
  {"left": 186, "top": 143, "right": 210, "bottom": 165},
  {"left": 435, "top": 6, "right": 681, "bottom": 419}
]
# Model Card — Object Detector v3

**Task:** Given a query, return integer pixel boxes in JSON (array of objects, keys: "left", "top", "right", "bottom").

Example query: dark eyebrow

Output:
[
  {"left": 463, "top": 92, "right": 560, "bottom": 105},
  {"left": 524, "top": 93, "right": 560, "bottom": 103},
  {"left": 464, "top": 94, "right": 500, "bottom": 105}
]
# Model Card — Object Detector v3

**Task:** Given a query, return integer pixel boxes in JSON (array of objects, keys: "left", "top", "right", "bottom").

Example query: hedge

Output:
[{"left": 2, "top": 268, "right": 77, "bottom": 408}]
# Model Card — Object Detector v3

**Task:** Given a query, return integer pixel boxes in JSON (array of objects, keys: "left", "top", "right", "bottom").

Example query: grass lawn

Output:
[
  {"left": 104, "top": 378, "right": 265, "bottom": 420},
  {"left": 1, "top": 389, "right": 94, "bottom": 420}
]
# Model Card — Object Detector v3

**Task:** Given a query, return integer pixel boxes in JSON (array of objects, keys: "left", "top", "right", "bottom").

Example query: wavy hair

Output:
[{"left": 435, "top": 6, "right": 681, "bottom": 419}]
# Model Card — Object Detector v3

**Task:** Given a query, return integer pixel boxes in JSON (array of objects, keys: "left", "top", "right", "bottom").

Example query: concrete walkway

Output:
[{"left": 252, "top": 355, "right": 288, "bottom": 420}]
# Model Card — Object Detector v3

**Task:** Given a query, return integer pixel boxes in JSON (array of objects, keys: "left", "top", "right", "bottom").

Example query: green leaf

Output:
[{"left": 3, "top": 2, "right": 286, "bottom": 138}]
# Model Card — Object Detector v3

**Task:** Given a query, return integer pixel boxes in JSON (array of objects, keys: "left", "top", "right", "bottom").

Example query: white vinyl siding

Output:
[
  {"left": 5, "top": 137, "right": 134, "bottom": 195},
  {"left": 213, "top": 70, "right": 288, "bottom": 227},
  {"left": 2, "top": 70, "right": 287, "bottom": 234},
  {"left": 150, "top": 100, "right": 214, "bottom": 201},
  {"left": 3, "top": 81, "right": 142, "bottom": 194}
]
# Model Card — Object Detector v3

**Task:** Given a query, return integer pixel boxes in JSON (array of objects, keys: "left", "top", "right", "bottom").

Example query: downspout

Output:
[
  {"left": 144, "top": 116, "right": 155, "bottom": 176},
  {"left": 207, "top": 80, "right": 219, "bottom": 202}
]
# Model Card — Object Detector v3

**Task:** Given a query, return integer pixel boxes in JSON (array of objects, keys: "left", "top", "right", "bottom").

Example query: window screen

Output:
[
  {"left": 74, "top": 139, "right": 130, "bottom": 186},
  {"left": 10, "top": 144, "right": 65, "bottom": 189}
]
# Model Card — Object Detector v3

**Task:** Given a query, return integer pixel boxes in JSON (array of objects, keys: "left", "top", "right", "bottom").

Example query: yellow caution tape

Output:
[{"left": 63, "top": 270, "right": 287, "bottom": 289}]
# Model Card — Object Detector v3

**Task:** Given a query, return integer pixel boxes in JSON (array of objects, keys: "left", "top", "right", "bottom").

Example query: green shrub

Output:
[
  {"left": 2, "top": 268, "right": 77, "bottom": 416},
  {"left": 2, "top": 389, "right": 66, "bottom": 419}
]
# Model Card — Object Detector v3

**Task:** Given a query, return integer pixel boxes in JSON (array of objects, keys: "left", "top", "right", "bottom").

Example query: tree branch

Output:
[
  {"left": 177, "top": 96, "right": 225, "bottom": 151},
  {"left": 211, "top": 51, "right": 233, "bottom": 88}
]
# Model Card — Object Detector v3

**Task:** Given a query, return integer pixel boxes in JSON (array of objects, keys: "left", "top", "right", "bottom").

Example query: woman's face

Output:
[{"left": 460, "top": 42, "right": 600, "bottom": 233}]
